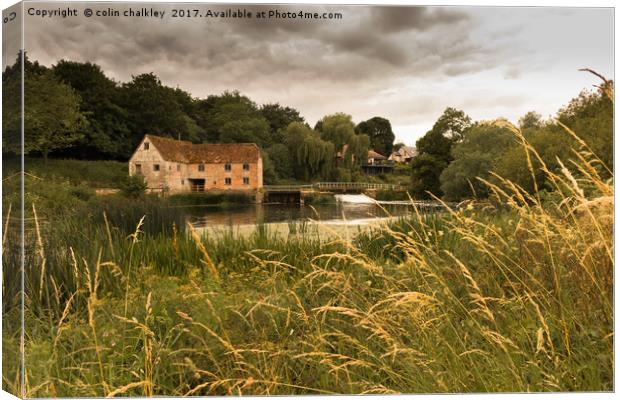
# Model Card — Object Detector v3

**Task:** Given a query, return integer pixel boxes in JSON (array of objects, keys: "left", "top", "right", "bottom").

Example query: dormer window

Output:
[{"left": 144, "top": 142, "right": 150, "bottom": 150}]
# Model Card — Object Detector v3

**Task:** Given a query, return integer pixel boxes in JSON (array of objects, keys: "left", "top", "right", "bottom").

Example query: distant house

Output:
[
  {"left": 362, "top": 149, "right": 393, "bottom": 175},
  {"left": 389, "top": 146, "right": 417, "bottom": 163},
  {"left": 129, "top": 134, "right": 263, "bottom": 193},
  {"left": 367, "top": 150, "right": 387, "bottom": 165}
]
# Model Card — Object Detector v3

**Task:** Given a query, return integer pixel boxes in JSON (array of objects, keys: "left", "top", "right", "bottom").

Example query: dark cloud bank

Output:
[{"left": 13, "top": 3, "right": 614, "bottom": 143}]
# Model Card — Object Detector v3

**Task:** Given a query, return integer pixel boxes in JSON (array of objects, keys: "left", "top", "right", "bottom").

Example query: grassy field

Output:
[
  {"left": 3, "top": 157, "right": 128, "bottom": 188},
  {"left": 2, "top": 123, "right": 614, "bottom": 396}
]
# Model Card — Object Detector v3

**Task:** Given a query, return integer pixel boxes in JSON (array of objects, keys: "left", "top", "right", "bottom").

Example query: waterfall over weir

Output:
[{"left": 334, "top": 194, "right": 378, "bottom": 204}]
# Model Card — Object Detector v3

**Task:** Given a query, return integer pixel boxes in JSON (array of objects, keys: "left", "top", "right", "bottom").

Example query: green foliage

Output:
[
  {"left": 318, "top": 113, "right": 370, "bottom": 170},
  {"left": 119, "top": 73, "right": 195, "bottom": 145},
  {"left": 260, "top": 103, "right": 305, "bottom": 142},
  {"left": 52, "top": 60, "right": 132, "bottom": 159},
  {"left": 260, "top": 150, "right": 278, "bottom": 184},
  {"left": 557, "top": 87, "right": 613, "bottom": 172},
  {"left": 440, "top": 122, "right": 515, "bottom": 201},
  {"left": 411, "top": 107, "right": 472, "bottom": 198},
  {"left": 120, "top": 175, "right": 147, "bottom": 198},
  {"left": 429, "top": 107, "right": 472, "bottom": 142},
  {"left": 355, "top": 116, "right": 395, "bottom": 155},
  {"left": 393, "top": 142, "right": 406, "bottom": 152},
  {"left": 266, "top": 143, "right": 293, "bottom": 181},
  {"left": 317, "top": 113, "right": 356, "bottom": 150},
  {"left": 518, "top": 111, "right": 544, "bottom": 131},
  {"left": 201, "top": 91, "right": 271, "bottom": 146},
  {"left": 409, "top": 153, "right": 448, "bottom": 199},
  {"left": 3, "top": 69, "right": 86, "bottom": 160},
  {"left": 284, "top": 122, "right": 335, "bottom": 181},
  {"left": 5, "top": 157, "right": 127, "bottom": 188}
]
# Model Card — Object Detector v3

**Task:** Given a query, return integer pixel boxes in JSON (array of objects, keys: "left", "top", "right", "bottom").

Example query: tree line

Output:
[
  {"left": 411, "top": 78, "right": 613, "bottom": 201},
  {"left": 2, "top": 52, "right": 396, "bottom": 183}
]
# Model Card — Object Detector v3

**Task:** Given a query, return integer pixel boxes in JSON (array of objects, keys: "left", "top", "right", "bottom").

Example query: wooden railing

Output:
[
  {"left": 264, "top": 182, "right": 408, "bottom": 192},
  {"left": 314, "top": 182, "right": 406, "bottom": 191},
  {"left": 262, "top": 184, "right": 314, "bottom": 192}
]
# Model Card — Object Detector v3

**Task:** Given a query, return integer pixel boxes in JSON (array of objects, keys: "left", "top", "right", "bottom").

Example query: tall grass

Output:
[{"left": 3, "top": 114, "right": 613, "bottom": 396}]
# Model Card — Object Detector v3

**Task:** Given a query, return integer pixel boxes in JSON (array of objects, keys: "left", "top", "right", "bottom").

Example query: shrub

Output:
[{"left": 120, "top": 175, "right": 147, "bottom": 198}]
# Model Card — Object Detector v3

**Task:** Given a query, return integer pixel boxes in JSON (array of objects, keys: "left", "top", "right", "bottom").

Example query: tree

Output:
[
  {"left": 266, "top": 143, "right": 293, "bottom": 181},
  {"left": 440, "top": 122, "right": 515, "bottom": 201},
  {"left": 284, "top": 122, "right": 335, "bottom": 181},
  {"left": 317, "top": 113, "right": 369, "bottom": 169},
  {"left": 556, "top": 86, "right": 613, "bottom": 173},
  {"left": 355, "top": 116, "right": 395, "bottom": 155},
  {"left": 260, "top": 151, "right": 278, "bottom": 185},
  {"left": 3, "top": 70, "right": 86, "bottom": 162},
  {"left": 260, "top": 103, "right": 305, "bottom": 142},
  {"left": 119, "top": 73, "right": 194, "bottom": 147},
  {"left": 430, "top": 107, "right": 472, "bottom": 142},
  {"left": 2, "top": 51, "right": 47, "bottom": 83},
  {"left": 201, "top": 91, "right": 271, "bottom": 147},
  {"left": 410, "top": 154, "right": 448, "bottom": 199},
  {"left": 495, "top": 84, "right": 613, "bottom": 195},
  {"left": 393, "top": 142, "right": 406, "bottom": 152},
  {"left": 410, "top": 107, "right": 472, "bottom": 198},
  {"left": 518, "top": 111, "right": 543, "bottom": 131},
  {"left": 52, "top": 60, "right": 132, "bottom": 159},
  {"left": 494, "top": 125, "right": 575, "bottom": 194},
  {"left": 219, "top": 117, "right": 271, "bottom": 147}
]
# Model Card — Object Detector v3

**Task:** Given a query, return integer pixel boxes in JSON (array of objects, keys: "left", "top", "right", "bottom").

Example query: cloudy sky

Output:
[{"left": 4, "top": 2, "right": 614, "bottom": 144}]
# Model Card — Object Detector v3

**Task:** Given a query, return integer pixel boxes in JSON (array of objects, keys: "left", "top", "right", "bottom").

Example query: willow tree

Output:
[
  {"left": 316, "top": 113, "right": 370, "bottom": 169},
  {"left": 284, "top": 122, "right": 335, "bottom": 181}
]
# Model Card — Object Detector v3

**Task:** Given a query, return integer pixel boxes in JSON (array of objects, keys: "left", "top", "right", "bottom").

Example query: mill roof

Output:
[{"left": 143, "top": 135, "right": 261, "bottom": 163}]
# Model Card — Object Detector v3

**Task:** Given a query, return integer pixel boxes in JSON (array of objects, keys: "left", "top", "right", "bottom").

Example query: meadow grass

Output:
[{"left": 2, "top": 120, "right": 613, "bottom": 396}]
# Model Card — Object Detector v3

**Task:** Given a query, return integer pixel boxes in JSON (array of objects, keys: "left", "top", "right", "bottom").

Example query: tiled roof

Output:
[
  {"left": 145, "top": 135, "right": 261, "bottom": 163},
  {"left": 393, "top": 146, "right": 417, "bottom": 158},
  {"left": 368, "top": 150, "right": 387, "bottom": 159}
]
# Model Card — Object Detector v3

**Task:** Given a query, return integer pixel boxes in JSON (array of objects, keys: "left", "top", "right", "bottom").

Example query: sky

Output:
[{"left": 3, "top": 2, "right": 615, "bottom": 145}]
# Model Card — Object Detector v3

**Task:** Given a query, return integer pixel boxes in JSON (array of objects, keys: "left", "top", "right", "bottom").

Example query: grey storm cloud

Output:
[
  {"left": 18, "top": 3, "right": 482, "bottom": 82},
  {"left": 8, "top": 3, "right": 614, "bottom": 144}
]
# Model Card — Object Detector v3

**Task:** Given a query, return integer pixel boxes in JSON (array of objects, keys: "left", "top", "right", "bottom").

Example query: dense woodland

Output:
[
  {"left": 2, "top": 52, "right": 614, "bottom": 201},
  {"left": 2, "top": 52, "right": 395, "bottom": 185}
]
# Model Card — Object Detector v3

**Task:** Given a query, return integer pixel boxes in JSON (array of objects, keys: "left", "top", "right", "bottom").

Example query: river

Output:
[{"left": 189, "top": 202, "right": 420, "bottom": 228}]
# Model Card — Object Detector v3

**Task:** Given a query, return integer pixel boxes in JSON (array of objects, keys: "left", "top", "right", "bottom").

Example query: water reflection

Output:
[{"left": 188, "top": 203, "right": 417, "bottom": 228}]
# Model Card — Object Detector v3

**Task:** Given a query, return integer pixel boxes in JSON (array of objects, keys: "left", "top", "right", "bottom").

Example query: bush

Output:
[
  {"left": 69, "top": 184, "right": 95, "bottom": 201},
  {"left": 120, "top": 175, "right": 147, "bottom": 198}
]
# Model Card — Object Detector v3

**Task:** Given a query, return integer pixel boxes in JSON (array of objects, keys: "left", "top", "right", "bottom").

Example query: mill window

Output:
[
  {"left": 144, "top": 142, "right": 149, "bottom": 150},
  {"left": 224, "top": 163, "right": 232, "bottom": 172},
  {"left": 243, "top": 163, "right": 250, "bottom": 171},
  {"left": 153, "top": 164, "right": 160, "bottom": 172},
  {"left": 243, "top": 177, "right": 250, "bottom": 185},
  {"left": 225, "top": 177, "right": 232, "bottom": 185},
  {"left": 198, "top": 164, "right": 205, "bottom": 172}
]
